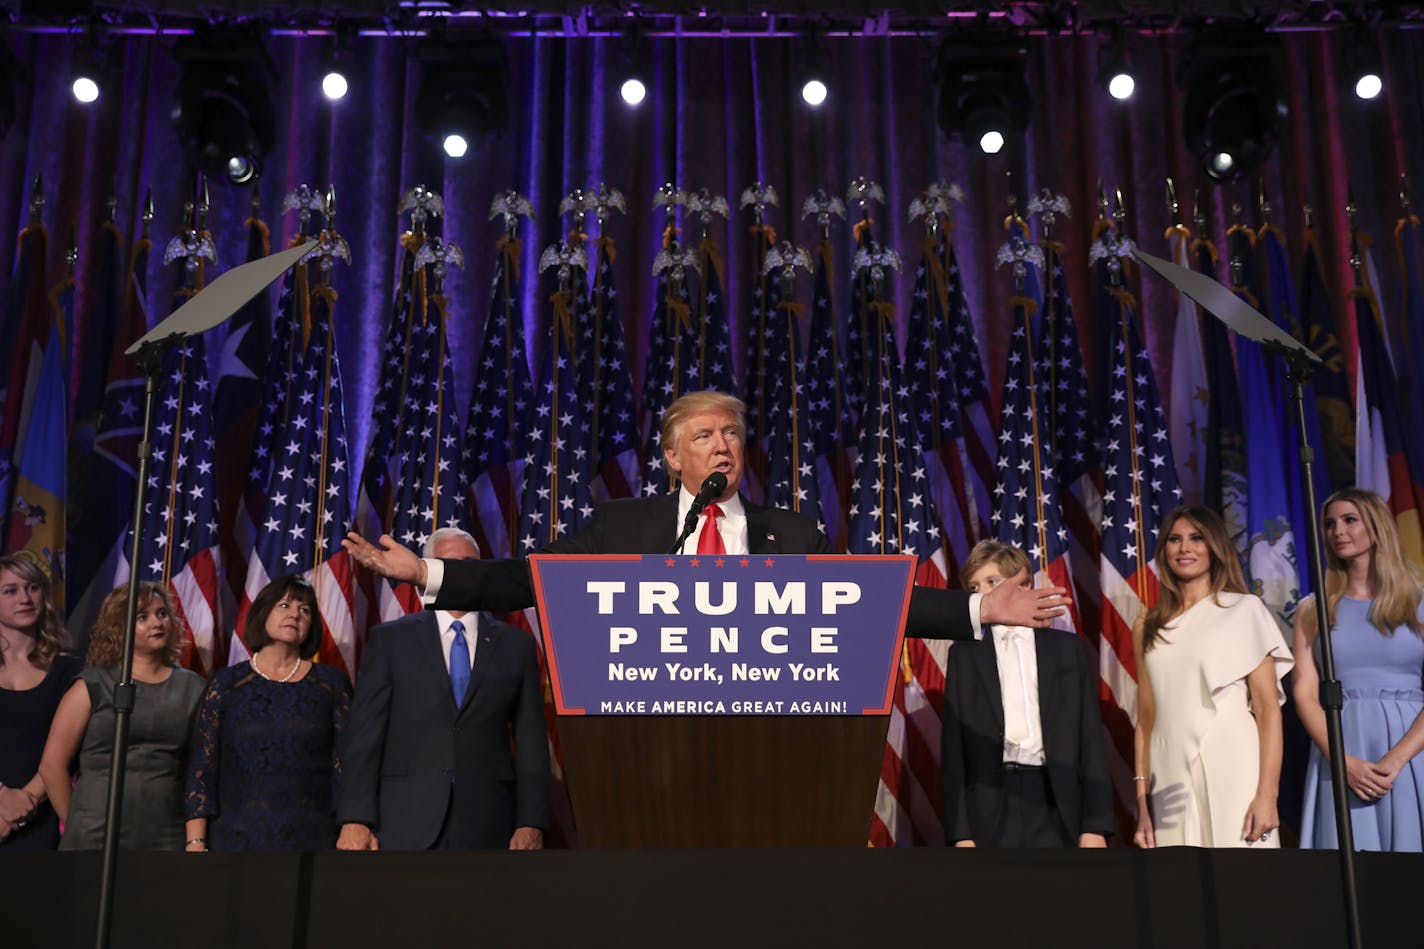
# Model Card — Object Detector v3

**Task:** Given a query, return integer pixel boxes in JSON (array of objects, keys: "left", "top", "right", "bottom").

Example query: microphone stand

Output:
[
  {"left": 1273, "top": 346, "right": 1363, "bottom": 949},
  {"left": 669, "top": 498, "right": 711, "bottom": 555},
  {"left": 94, "top": 339, "right": 171, "bottom": 949}
]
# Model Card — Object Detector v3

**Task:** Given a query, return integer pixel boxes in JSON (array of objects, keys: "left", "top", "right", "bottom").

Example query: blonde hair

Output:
[
  {"left": 0, "top": 553, "right": 68, "bottom": 669},
  {"left": 1299, "top": 488, "right": 1424, "bottom": 643},
  {"left": 87, "top": 583, "right": 185, "bottom": 668},
  {"left": 959, "top": 540, "right": 1031, "bottom": 589},
  {"left": 659, "top": 390, "right": 746, "bottom": 453},
  {"left": 1142, "top": 506, "right": 1248, "bottom": 652}
]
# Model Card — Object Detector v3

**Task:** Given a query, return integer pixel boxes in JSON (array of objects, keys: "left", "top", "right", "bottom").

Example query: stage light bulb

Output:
[
  {"left": 443, "top": 133, "right": 469, "bottom": 158},
  {"left": 979, "top": 129, "right": 1005, "bottom": 154},
  {"left": 801, "top": 79, "right": 828, "bottom": 107},
  {"left": 1355, "top": 72, "right": 1382, "bottom": 100},
  {"left": 621, "top": 77, "right": 647, "bottom": 106},
  {"left": 1211, "top": 151, "right": 1235, "bottom": 175},
  {"left": 72, "top": 75, "right": 99, "bottom": 103},
  {"left": 1108, "top": 72, "right": 1135, "bottom": 100},
  {"left": 322, "top": 71, "right": 349, "bottom": 101},
  {"left": 226, "top": 155, "right": 256, "bottom": 184}
]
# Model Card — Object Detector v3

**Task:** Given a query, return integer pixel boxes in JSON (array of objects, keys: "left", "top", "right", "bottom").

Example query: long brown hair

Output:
[
  {"left": 0, "top": 552, "right": 68, "bottom": 669},
  {"left": 87, "top": 583, "right": 185, "bottom": 668},
  {"left": 1141, "top": 506, "right": 1248, "bottom": 651},
  {"left": 1299, "top": 488, "right": 1424, "bottom": 644}
]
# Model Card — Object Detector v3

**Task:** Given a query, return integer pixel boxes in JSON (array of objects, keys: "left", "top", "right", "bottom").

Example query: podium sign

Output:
[{"left": 530, "top": 554, "right": 915, "bottom": 716}]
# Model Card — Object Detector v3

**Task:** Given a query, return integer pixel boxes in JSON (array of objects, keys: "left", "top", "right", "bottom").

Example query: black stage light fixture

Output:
[
  {"left": 1097, "top": 32, "right": 1135, "bottom": 102},
  {"left": 800, "top": 44, "right": 829, "bottom": 107},
  {"left": 416, "top": 36, "right": 509, "bottom": 159},
  {"left": 71, "top": 44, "right": 105, "bottom": 104},
  {"left": 936, "top": 38, "right": 1030, "bottom": 155},
  {"left": 170, "top": 32, "right": 277, "bottom": 185},
  {"left": 1181, "top": 30, "right": 1286, "bottom": 183},
  {"left": 616, "top": 27, "right": 648, "bottom": 107}
]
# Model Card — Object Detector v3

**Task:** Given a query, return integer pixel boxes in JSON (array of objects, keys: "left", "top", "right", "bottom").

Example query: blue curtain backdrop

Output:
[{"left": 2, "top": 28, "right": 1423, "bottom": 464}]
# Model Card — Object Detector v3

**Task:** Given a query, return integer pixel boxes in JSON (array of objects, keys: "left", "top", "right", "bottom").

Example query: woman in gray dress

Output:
[{"left": 38, "top": 582, "right": 203, "bottom": 850}]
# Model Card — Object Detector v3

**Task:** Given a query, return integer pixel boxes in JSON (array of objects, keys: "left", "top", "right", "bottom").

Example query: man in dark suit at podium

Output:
[
  {"left": 343, "top": 391, "right": 1067, "bottom": 637},
  {"left": 336, "top": 528, "right": 549, "bottom": 851}
]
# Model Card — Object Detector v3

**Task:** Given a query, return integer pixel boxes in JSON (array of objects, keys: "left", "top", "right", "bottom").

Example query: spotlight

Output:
[
  {"left": 322, "top": 70, "right": 348, "bottom": 100},
  {"left": 415, "top": 37, "right": 509, "bottom": 159},
  {"left": 1180, "top": 30, "right": 1286, "bottom": 182},
  {"left": 1345, "top": 30, "right": 1384, "bottom": 100},
  {"left": 170, "top": 33, "right": 277, "bottom": 186},
  {"left": 620, "top": 76, "right": 647, "bottom": 105},
  {"left": 800, "top": 46, "right": 830, "bottom": 108},
  {"left": 70, "top": 44, "right": 107, "bottom": 105},
  {"left": 936, "top": 38, "right": 1030, "bottom": 155},
  {"left": 1097, "top": 30, "right": 1136, "bottom": 101},
  {"left": 72, "top": 74, "right": 99, "bottom": 103}
]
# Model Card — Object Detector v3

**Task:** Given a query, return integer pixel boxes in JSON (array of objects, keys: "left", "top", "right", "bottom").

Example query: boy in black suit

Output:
[{"left": 941, "top": 541, "right": 1113, "bottom": 848}]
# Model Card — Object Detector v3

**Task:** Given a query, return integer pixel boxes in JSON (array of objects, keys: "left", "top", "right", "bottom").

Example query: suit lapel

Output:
[
  {"left": 419, "top": 613, "right": 461, "bottom": 714},
  {"left": 1034, "top": 629, "right": 1060, "bottom": 757},
  {"left": 645, "top": 493, "right": 681, "bottom": 554},
  {"left": 458, "top": 614, "right": 503, "bottom": 713},
  {"left": 746, "top": 500, "right": 780, "bottom": 554},
  {"left": 971, "top": 637, "right": 1005, "bottom": 733}
]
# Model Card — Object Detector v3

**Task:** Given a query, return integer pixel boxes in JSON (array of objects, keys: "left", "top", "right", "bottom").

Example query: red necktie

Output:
[{"left": 697, "top": 502, "right": 726, "bottom": 555}]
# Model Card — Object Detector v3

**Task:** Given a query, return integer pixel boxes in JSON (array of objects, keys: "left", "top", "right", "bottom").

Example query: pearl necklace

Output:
[{"left": 251, "top": 651, "right": 302, "bottom": 683}]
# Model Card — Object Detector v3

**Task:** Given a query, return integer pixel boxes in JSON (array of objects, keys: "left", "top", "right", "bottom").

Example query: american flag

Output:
[
  {"left": 904, "top": 229, "right": 975, "bottom": 580},
  {"left": 689, "top": 189, "right": 736, "bottom": 397},
  {"left": 739, "top": 183, "right": 780, "bottom": 505},
  {"left": 1096, "top": 220, "right": 1182, "bottom": 829},
  {"left": 236, "top": 248, "right": 359, "bottom": 676},
  {"left": 519, "top": 235, "right": 596, "bottom": 551},
  {"left": 118, "top": 209, "right": 225, "bottom": 674},
  {"left": 641, "top": 188, "right": 701, "bottom": 494},
  {"left": 464, "top": 194, "right": 536, "bottom": 558},
  {"left": 756, "top": 241, "right": 822, "bottom": 523},
  {"left": 581, "top": 229, "right": 641, "bottom": 502},
  {"left": 802, "top": 190, "right": 853, "bottom": 548},
  {"left": 1035, "top": 193, "right": 1099, "bottom": 642},
  {"left": 842, "top": 241, "right": 952, "bottom": 848},
  {"left": 68, "top": 204, "right": 153, "bottom": 639},
  {"left": 1228, "top": 220, "right": 1300, "bottom": 623},
  {"left": 355, "top": 223, "right": 428, "bottom": 625},
  {"left": 1351, "top": 224, "right": 1424, "bottom": 565},
  {"left": 385, "top": 244, "right": 469, "bottom": 609},
  {"left": 990, "top": 221, "right": 1076, "bottom": 631},
  {"left": 213, "top": 202, "right": 273, "bottom": 589}
]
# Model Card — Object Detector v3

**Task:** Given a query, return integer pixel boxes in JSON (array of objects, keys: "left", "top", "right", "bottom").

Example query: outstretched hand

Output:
[
  {"left": 979, "top": 568, "right": 1069, "bottom": 627},
  {"left": 342, "top": 532, "right": 425, "bottom": 586}
]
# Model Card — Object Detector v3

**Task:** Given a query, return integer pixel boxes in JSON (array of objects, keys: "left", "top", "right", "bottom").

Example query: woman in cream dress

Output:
[{"left": 1132, "top": 506, "right": 1293, "bottom": 848}]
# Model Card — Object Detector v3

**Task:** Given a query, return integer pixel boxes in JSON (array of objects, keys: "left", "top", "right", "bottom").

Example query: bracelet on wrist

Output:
[
  {"left": 185, "top": 837, "right": 206, "bottom": 846},
  {"left": 1132, "top": 775, "right": 1150, "bottom": 782}
]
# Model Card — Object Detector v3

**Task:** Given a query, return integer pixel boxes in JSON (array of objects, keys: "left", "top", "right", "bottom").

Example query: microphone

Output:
[{"left": 668, "top": 471, "right": 729, "bottom": 554}]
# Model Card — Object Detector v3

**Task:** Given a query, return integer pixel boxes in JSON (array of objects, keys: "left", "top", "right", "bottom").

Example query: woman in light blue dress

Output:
[{"left": 1295, "top": 488, "right": 1424, "bottom": 851}]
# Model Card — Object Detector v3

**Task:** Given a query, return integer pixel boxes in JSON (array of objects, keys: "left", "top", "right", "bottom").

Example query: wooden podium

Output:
[{"left": 529, "top": 553, "right": 916, "bottom": 848}]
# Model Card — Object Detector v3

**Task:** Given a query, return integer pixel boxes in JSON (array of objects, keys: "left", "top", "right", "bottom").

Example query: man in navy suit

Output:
[
  {"left": 336, "top": 528, "right": 549, "bottom": 851},
  {"left": 344, "top": 391, "right": 1069, "bottom": 638}
]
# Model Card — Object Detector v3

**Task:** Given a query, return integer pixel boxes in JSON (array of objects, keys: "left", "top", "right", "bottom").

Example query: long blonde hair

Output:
[
  {"left": 1299, "top": 488, "right": 1424, "bottom": 643},
  {"left": 1141, "top": 506, "right": 1248, "bottom": 651}
]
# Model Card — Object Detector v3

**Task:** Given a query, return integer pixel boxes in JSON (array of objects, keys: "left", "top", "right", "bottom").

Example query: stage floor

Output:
[{"left": 2, "top": 847, "right": 1416, "bottom": 948}]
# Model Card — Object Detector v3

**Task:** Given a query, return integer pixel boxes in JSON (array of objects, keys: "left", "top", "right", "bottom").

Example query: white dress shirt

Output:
[
  {"left": 435, "top": 610, "right": 476, "bottom": 673},
  {"left": 989, "top": 624, "right": 1045, "bottom": 766},
  {"left": 674, "top": 487, "right": 748, "bottom": 555}
]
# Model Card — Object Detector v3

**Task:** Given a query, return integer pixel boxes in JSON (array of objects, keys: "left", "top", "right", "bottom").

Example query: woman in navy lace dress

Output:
[{"left": 184, "top": 576, "right": 351, "bottom": 852}]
